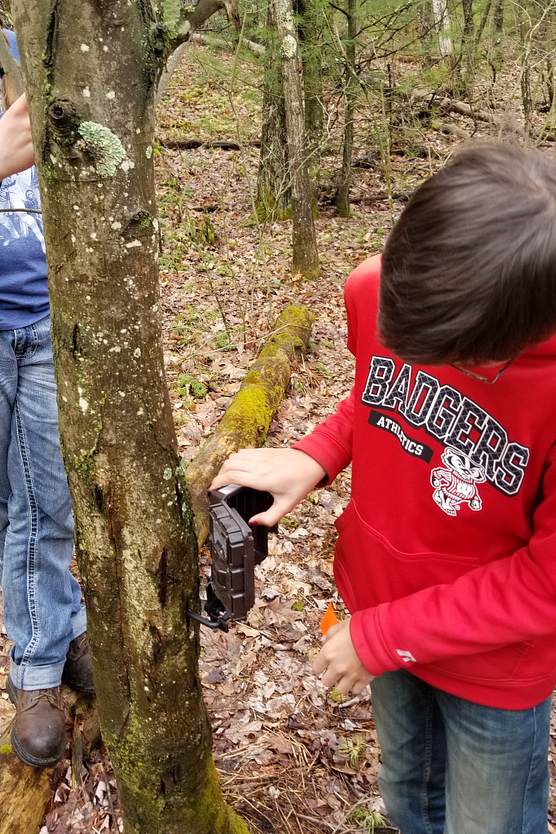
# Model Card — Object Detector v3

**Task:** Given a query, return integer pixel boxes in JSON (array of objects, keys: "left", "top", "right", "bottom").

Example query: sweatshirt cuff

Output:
[{"left": 350, "top": 608, "right": 414, "bottom": 677}]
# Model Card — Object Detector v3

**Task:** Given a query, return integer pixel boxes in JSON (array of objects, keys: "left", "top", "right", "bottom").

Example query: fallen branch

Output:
[
  {"left": 186, "top": 304, "right": 313, "bottom": 543},
  {"left": 412, "top": 88, "right": 527, "bottom": 137},
  {"left": 191, "top": 31, "right": 266, "bottom": 56},
  {"left": 159, "top": 138, "right": 261, "bottom": 150},
  {"left": 430, "top": 119, "right": 470, "bottom": 140}
]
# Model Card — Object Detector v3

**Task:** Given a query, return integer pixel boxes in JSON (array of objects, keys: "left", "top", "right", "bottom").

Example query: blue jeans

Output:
[
  {"left": 371, "top": 670, "right": 550, "bottom": 834},
  {"left": 0, "top": 315, "right": 85, "bottom": 690}
]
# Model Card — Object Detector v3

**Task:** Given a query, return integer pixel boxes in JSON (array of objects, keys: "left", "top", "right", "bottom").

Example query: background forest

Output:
[{"left": 1, "top": 0, "right": 556, "bottom": 832}]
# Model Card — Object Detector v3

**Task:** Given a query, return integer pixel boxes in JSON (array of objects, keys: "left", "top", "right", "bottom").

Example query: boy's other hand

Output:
[
  {"left": 210, "top": 447, "right": 326, "bottom": 527},
  {"left": 0, "top": 93, "right": 34, "bottom": 180},
  {"left": 313, "top": 618, "right": 374, "bottom": 695}
]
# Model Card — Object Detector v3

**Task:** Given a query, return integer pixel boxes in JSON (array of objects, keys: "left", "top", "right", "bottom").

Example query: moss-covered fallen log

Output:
[
  {"left": 0, "top": 721, "right": 51, "bottom": 834},
  {"left": 186, "top": 303, "right": 313, "bottom": 543},
  {"left": 0, "top": 689, "right": 100, "bottom": 834}
]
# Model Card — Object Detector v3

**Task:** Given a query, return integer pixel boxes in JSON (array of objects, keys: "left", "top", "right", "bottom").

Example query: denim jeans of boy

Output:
[
  {"left": 0, "top": 315, "right": 85, "bottom": 690},
  {"left": 371, "top": 670, "right": 550, "bottom": 834}
]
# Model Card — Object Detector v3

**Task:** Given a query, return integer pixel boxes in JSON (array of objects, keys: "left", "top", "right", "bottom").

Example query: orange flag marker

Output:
[{"left": 320, "top": 601, "right": 339, "bottom": 635}]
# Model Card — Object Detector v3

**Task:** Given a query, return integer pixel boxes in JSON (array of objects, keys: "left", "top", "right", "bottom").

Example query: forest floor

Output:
[{"left": 2, "top": 42, "right": 556, "bottom": 834}]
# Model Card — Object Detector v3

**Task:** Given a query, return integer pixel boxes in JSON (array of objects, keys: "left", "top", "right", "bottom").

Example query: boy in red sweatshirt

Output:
[{"left": 211, "top": 144, "right": 556, "bottom": 834}]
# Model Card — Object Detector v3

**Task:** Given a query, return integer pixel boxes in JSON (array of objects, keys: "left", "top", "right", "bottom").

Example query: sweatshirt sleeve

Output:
[
  {"left": 291, "top": 258, "right": 381, "bottom": 481},
  {"left": 292, "top": 387, "right": 354, "bottom": 483},
  {"left": 350, "top": 443, "right": 556, "bottom": 676}
]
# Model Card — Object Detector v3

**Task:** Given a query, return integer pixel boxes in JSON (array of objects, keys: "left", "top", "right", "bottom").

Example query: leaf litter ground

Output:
[{"left": 1, "top": 44, "right": 556, "bottom": 834}]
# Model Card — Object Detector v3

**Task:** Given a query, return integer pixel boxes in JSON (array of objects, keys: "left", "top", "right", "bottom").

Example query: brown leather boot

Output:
[
  {"left": 6, "top": 678, "right": 66, "bottom": 767},
  {"left": 62, "top": 632, "right": 95, "bottom": 696}
]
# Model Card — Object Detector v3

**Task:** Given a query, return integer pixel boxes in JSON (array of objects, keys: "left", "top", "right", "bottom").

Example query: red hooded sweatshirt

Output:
[{"left": 294, "top": 255, "right": 556, "bottom": 709}]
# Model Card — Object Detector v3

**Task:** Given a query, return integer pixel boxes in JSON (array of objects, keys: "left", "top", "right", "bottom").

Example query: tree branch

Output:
[{"left": 167, "top": 0, "right": 239, "bottom": 51}]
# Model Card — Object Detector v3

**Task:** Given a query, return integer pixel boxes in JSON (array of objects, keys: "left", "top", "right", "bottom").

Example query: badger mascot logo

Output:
[{"left": 430, "top": 448, "right": 486, "bottom": 516}]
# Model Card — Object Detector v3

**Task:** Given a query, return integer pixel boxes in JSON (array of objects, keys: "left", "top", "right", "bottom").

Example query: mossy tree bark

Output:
[
  {"left": 10, "top": 2, "right": 249, "bottom": 833},
  {"left": 273, "top": 0, "right": 320, "bottom": 278}
]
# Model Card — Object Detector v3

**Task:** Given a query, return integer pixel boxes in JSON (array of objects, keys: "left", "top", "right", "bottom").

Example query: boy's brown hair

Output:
[{"left": 379, "top": 144, "right": 556, "bottom": 365}]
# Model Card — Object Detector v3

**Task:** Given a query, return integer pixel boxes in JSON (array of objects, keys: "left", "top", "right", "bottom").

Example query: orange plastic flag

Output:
[{"left": 320, "top": 601, "right": 339, "bottom": 635}]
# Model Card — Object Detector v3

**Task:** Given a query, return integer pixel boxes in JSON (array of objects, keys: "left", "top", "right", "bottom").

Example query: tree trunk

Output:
[
  {"left": 460, "top": 0, "right": 475, "bottom": 95},
  {"left": 273, "top": 0, "right": 320, "bottom": 278},
  {"left": 296, "top": 0, "right": 324, "bottom": 164},
  {"left": 432, "top": 0, "right": 453, "bottom": 58},
  {"left": 11, "top": 3, "right": 248, "bottom": 833},
  {"left": 490, "top": 0, "right": 504, "bottom": 72},
  {"left": 336, "top": 0, "right": 357, "bottom": 218},
  {"left": 493, "top": 0, "right": 504, "bottom": 34},
  {"left": 418, "top": 0, "right": 435, "bottom": 69},
  {"left": 257, "top": 2, "right": 291, "bottom": 220}
]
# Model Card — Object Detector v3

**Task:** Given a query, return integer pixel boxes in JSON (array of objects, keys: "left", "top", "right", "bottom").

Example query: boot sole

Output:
[{"left": 6, "top": 678, "right": 66, "bottom": 768}]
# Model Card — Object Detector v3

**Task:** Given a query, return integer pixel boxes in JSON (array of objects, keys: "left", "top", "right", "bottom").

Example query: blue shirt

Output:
[{"left": 0, "top": 29, "right": 49, "bottom": 330}]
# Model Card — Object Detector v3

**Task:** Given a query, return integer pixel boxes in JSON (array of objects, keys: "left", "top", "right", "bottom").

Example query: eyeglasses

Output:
[{"left": 449, "top": 358, "right": 514, "bottom": 384}]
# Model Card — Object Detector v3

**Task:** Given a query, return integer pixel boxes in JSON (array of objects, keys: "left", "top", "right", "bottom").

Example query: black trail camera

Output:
[{"left": 188, "top": 486, "right": 275, "bottom": 632}]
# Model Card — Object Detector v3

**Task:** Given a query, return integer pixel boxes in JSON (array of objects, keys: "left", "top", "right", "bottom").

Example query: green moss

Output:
[
  {"left": 0, "top": 743, "right": 12, "bottom": 755},
  {"left": 221, "top": 382, "right": 280, "bottom": 446},
  {"left": 194, "top": 758, "right": 251, "bottom": 834},
  {"left": 215, "top": 332, "right": 230, "bottom": 350},
  {"left": 104, "top": 714, "right": 250, "bottom": 833},
  {"left": 254, "top": 190, "right": 292, "bottom": 222},
  {"left": 264, "top": 304, "right": 313, "bottom": 356},
  {"left": 173, "top": 373, "right": 208, "bottom": 400},
  {"left": 74, "top": 448, "right": 95, "bottom": 476}
]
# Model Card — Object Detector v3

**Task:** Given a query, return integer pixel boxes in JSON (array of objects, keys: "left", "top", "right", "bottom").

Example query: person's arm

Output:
[
  {"left": 210, "top": 380, "right": 357, "bottom": 526},
  {"left": 0, "top": 93, "right": 34, "bottom": 180},
  {"left": 346, "top": 443, "right": 556, "bottom": 678}
]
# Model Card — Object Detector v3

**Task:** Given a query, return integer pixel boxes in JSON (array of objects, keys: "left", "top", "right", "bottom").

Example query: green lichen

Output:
[
  {"left": 281, "top": 34, "right": 298, "bottom": 60},
  {"left": 78, "top": 121, "right": 126, "bottom": 177},
  {"left": 0, "top": 742, "right": 12, "bottom": 755}
]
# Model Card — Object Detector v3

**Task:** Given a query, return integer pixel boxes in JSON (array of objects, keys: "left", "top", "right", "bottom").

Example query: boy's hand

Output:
[
  {"left": 313, "top": 618, "right": 374, "bottom": 695},
  {"left": 210, "top": 447, "right": 326, "bottom": 527},
  {"left": 0, "top": 93, "right": 34, "bottom": 180}
]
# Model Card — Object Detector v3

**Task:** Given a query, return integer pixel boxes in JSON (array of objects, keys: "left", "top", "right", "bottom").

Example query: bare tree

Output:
[
  {"left": 273, "top": 0, "right": 320, "bottom": 277},
  {"left": 336, "top": 0, "right": 358, "bottom": 217}
]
